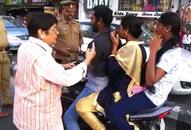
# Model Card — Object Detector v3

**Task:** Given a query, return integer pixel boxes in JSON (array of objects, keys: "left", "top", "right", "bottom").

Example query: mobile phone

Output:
[{"left": 87, "top": 41, "right": 94, "bottom": 49}]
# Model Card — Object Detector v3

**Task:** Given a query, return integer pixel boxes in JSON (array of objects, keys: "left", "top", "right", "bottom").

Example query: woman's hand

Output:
[
  {"left": 149, "top": 35, "right": 162, "bottom": 54},
  {"left": 110, "top": 31, "right": 119, "bottom": 55},
  {"left": 84, "top": 42, "right": 96, "bottom": 65},
  {"left": 146, "top": 35, "right": 162, "bottom": 87}
]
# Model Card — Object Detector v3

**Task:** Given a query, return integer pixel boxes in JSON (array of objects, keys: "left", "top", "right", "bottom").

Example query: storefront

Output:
[
  {"left": 5, "top": 0, "right": 22, "bottom": 5},
  {"left": 118, "top": 0, "right": 172, "bottom": 12},
  {"left": 2, "top": 0, "right": 51, "bottom": 17},
  {"left": 78, "top": 0, "right": 117, "bottom": 20},
  {"left": 78, "top": 0, "right": 178, "bottom": 20}
]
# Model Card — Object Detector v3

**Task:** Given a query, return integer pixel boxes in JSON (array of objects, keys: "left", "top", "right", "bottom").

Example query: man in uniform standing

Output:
[
  {"left": 0, "top": 17, "right": 12, "bottom": 117},
  {"left": 53, "top": 0, "right": 83, "bottom": 64}
]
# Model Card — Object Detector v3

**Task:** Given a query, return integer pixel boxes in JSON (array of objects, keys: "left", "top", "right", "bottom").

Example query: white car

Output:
[
  {"left": 171, "top": 76, "right": 191, "bottom": 95},
  {"left": 80, "top": 20, "right": 191, "bottom": 95},
  {"left": 170, "top": 49, "right": 191, "bottom": 95}
]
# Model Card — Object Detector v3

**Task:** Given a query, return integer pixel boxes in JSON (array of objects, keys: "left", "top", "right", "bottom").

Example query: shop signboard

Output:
[
  {"left": 5, "top": 0, "right": 22, "bottom": 5},
  {"left": 44, "top": 6, "right": 59, "bottom": 18},
  {"left": 83, "top": 0, "right": 110, "bottom": 19},
  {"left": 23, "top": 0, "right": 47, "bottom": 4},
  {"left": 84, "top": 0, "right": 110, "bottom": 9},
  {"left": 119, "top": 0, "right": 171, "bottom": 12},
  {"left": 113, "top": 11, "right": 163, "bottom": 18},
  {"left": 44, "top": 6, "right": 55, "bottom": 14}
]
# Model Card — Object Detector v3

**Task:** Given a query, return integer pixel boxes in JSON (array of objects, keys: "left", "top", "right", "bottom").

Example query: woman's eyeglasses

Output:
[
  {"left": 48, "top": 26, "right": 58, "bottom": 33},
  {"left": 48, "top": 28, "right": 58, "bottom": 33}
]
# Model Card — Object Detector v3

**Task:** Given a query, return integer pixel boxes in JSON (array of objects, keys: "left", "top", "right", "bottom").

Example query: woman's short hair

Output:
[
  {"left": 27, "top": 12, "right": 58, "bottom": 37},
  {"left": 121, "top": 15, "right": 142, "bottom": 39},
  {"left": 158, "top": 12, "right": 181, "bottom": 36}
]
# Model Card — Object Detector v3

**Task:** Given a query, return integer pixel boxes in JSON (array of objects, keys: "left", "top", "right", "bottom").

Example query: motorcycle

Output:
[{"left": 61, "top": 80, "right": 173, "bottom": 130}]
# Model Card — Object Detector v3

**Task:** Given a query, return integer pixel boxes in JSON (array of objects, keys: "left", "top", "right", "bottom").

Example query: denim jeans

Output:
[{"left": 63, "top": 86, "right": 94, "bottom": 130}]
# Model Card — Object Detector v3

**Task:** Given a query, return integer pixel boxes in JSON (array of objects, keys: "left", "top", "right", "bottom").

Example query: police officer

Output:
[
  {"left": 53, "top": 0, "right": 83, "bottom": 64},
  {"left": 0, "top": 17, "right": 12, "bottom": 117}
]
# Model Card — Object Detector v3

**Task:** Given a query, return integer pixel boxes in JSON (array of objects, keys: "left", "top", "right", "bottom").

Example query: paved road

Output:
[
  {"left": 0, "top": 107, "right": 17, "bottom": 130},
  {"left": 168, "top": 94, "right": 191, "bottom": 109},
  {"left": 0, "top": 53, "right": 190, "bottom": 130}
]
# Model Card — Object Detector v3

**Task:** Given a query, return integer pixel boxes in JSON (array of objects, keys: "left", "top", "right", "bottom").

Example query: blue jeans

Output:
[{"left": 63, "top": 86, "right": 94, "bottom": 130}]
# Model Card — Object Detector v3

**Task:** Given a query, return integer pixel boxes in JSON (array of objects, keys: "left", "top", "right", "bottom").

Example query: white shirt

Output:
[
  {"left": 144, "top": 48, "right": 190, "bottom": 106},
  {"left": 14, "top": 37, "right": 87, "bottom": 130},
  {"left": 31, "top": 37, "right": 87, "bottom": 86}
]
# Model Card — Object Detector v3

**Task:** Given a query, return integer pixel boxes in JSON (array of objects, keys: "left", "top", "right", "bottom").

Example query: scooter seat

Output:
[{"left": 129, "top": 104, "right": 173, "bottom": 121}]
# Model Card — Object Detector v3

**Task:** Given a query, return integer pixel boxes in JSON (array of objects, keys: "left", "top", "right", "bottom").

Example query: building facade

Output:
[
  {"left": 0, "top": 0, "right": 53, "bottom": 16},
  {"left": 78, "top": 0, "right": 181, "bottom": 21}
]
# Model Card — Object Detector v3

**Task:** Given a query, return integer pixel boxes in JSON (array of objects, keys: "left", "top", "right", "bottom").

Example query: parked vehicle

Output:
[
  {"left": 171, "top": 80, "right": 191, "bottom": 95},
  {"left": 0, "top": 15, "right": 29, "bottom": 51},
  {"left": 170, "top": 49, "right": 191, "bottom": 95}
]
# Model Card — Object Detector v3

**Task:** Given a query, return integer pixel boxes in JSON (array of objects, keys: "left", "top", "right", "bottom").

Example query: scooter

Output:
[{"left": 61, "top": 81, "right": 173, "bottom": 130}]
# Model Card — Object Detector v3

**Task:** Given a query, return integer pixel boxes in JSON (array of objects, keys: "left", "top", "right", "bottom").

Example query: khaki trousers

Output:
[
  {"left": 0, "top": 51, "right": 12, "bottom": 105},
  {"left": 76, "top": 93, "right": 106, "bottom": 130}
]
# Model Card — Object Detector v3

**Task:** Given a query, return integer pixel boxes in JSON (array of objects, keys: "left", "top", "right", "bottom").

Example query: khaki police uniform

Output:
[
  {"left": 0, "top": 17, "right": 12, "bottom": 106},
  {"left": 54, "top": 17, "right": 82, "bottom": 64}
]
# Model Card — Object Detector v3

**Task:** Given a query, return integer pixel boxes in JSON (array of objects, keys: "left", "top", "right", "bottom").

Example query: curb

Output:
[{"left": 166, "top": 101, "right": 191, "bottom": 130}]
